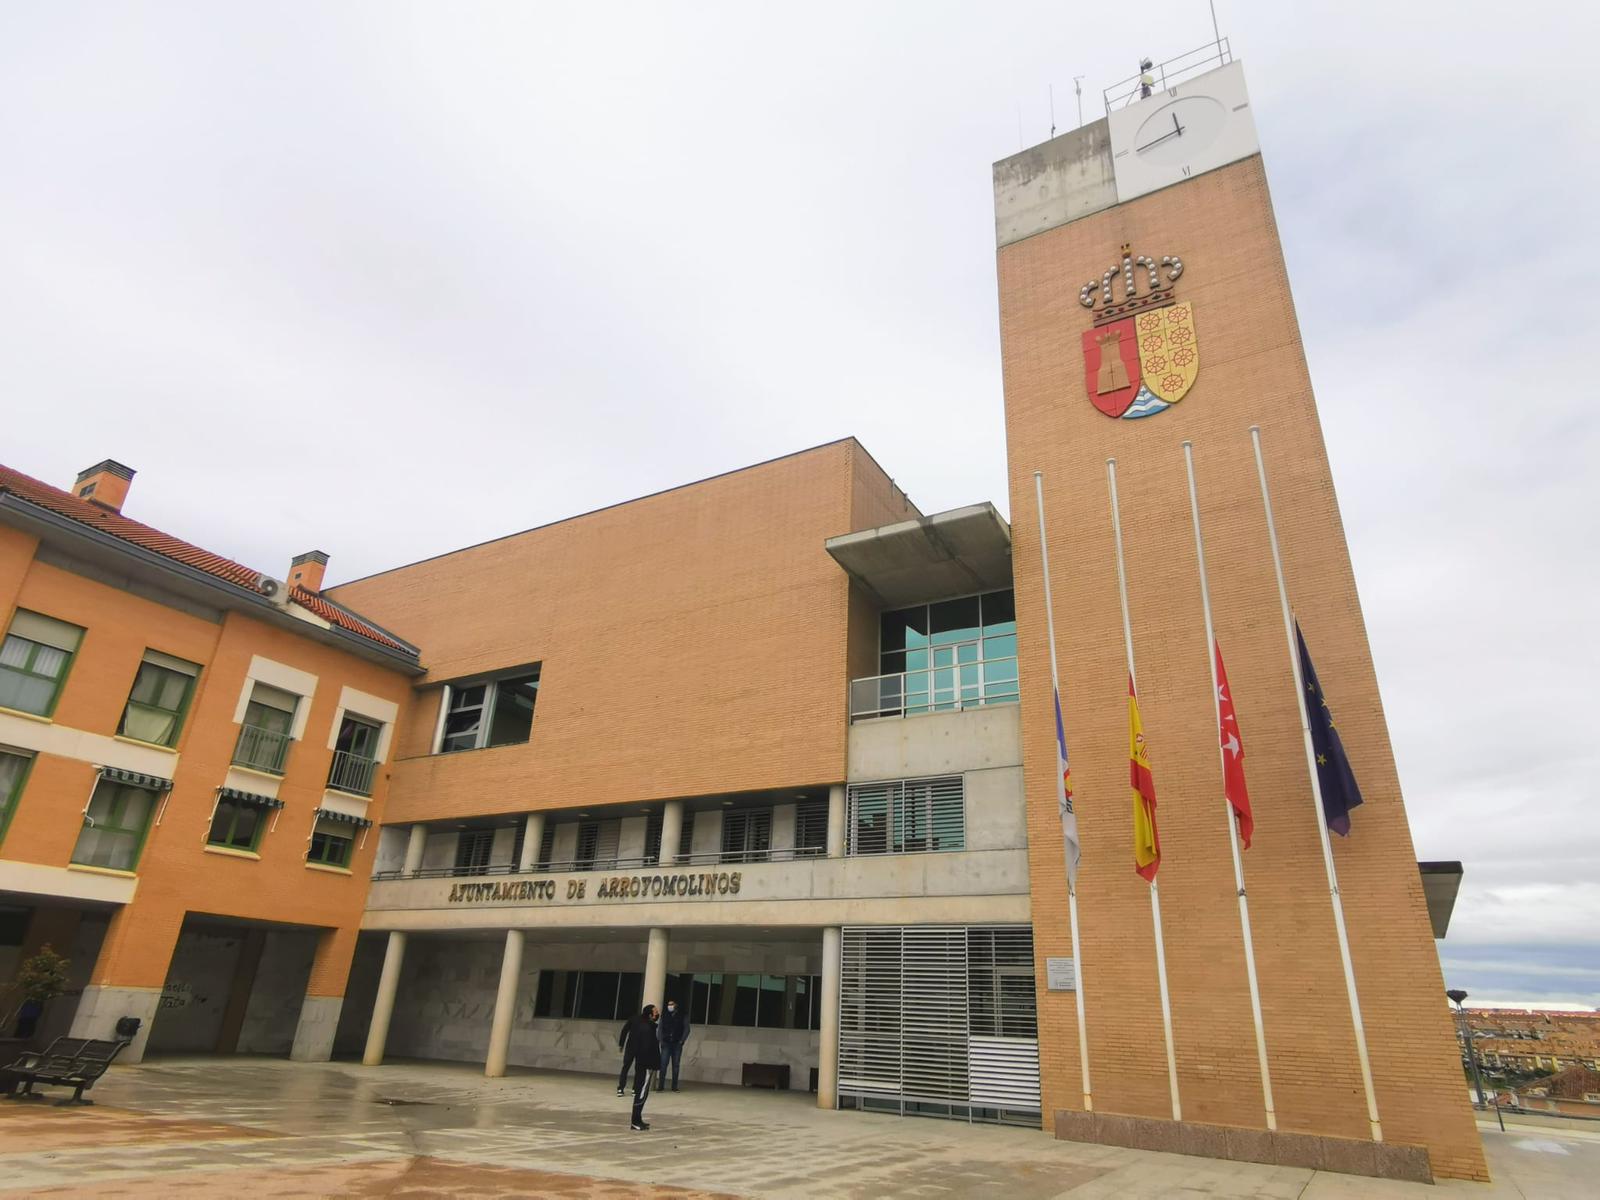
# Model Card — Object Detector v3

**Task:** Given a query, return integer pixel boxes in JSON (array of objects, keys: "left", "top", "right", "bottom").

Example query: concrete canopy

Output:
[
  {"left": 825, "top": 503, "right": 1012, "bottom": 608},
  {"left": 1419, "top": 861, "right": 1464, "bottom": 939}
]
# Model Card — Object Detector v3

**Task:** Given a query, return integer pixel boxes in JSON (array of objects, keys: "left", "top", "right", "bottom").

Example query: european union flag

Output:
[{"left": 1296, "top": 622, "right": 1364, "bottom": 836}]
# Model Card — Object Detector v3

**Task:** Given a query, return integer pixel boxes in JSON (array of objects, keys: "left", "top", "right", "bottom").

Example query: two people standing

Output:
[{"left": 616, "top": 996, "right": 694, "bottom": 1130}]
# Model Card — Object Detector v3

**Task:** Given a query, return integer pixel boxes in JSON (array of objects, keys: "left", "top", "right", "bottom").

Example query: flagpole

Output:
[
  {"left": 1033, "top": 470, "right": 1094, "bottom": 1115},
  {"left": 1181, "top": 440, "right": 1277, "bottom": 1132},
  {"left": 1249, "top": 425, "right": 1383, "bottom": 1142},
  {"left": 1106, "top": 456, "right": 1181, "bottom": 1123}
]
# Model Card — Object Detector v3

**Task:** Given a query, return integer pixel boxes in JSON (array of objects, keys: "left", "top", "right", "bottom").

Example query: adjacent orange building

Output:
[{"left": 0, "top": 460, "right": 420, "bottom": 1062}]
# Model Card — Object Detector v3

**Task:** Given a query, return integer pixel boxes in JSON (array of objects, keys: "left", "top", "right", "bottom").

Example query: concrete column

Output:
[
  {"left": 659, "top": 800, "right": 683, "bottom": 864},
  {"left": 485, "top": 929, "right": 525, "bottom": 1077},
  {"left": 519, "top": 813, "right": 544, "bottom": 872},
  {"left": 826, "top": 784, "right": 846, "bottom": 858},
  {"left": 818, "top": 926, "right": 841, "bottom": 1109},
  {"left": 642, "top": 928, "right": 669, "bottom": 1011},
  {"left": 362, "top": 931, "right": 407, "bottom": 1066},
  {"left": 292, "top": 926, "right": 359, "bottom": 1062},
  {"left": 403, "top": 824, "right": 428, "bottom": 876}
]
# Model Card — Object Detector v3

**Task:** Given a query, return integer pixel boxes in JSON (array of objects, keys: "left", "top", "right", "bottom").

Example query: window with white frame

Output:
[
  {"left": 437, "top": 668, "right": 540, "bottom": 753},
  {"left": 234, "top": 682, "right": 299, "bottom": 774},
  {"left": 0, "top": 610, "right": 84, "bottom": 717},
  {"left": 847, "top": 776, "right": 964, "bottom": 855}
]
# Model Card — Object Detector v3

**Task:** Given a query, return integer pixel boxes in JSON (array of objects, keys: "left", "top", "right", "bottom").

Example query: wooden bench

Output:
[
  {"left": 2, "top": 1036, "right": 128, "bottom": 1105},
  {"left": 741, "top": 1061, "right": 790, "bottom": 1090}
]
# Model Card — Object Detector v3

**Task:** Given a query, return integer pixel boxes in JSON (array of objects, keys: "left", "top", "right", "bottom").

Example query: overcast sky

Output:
[{"left": 3, "top": 2, "right": 1593, "bottom": 1009}]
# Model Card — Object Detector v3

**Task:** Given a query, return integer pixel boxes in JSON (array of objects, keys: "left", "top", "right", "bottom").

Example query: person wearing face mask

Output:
[{"left": 655, "top": 996, "right": 691, "bottom": 1092}]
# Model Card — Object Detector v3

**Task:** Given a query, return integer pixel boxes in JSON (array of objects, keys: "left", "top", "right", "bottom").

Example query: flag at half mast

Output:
[
  {"left": 1296, "top": 622, "right": 1364, "bottom": 836},
  {"left": 1214, "top": 642, "right": 1255, "bottom": 850},
  {"left": 1054, "top": 687, "right": 1080, "bottom": 884},
  {"left": 1129, "top": 676, "right": 1160, "bottom": 881}
]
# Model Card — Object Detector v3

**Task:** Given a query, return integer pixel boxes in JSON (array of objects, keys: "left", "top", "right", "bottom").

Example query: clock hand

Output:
[{"left": 1135, "top": 127, "right": 1182, "bottom": 153}]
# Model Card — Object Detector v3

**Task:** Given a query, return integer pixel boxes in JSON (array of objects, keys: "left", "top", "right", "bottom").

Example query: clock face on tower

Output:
[{"left": 1108, "top": 60, "right": 1260, "bottom": 203}]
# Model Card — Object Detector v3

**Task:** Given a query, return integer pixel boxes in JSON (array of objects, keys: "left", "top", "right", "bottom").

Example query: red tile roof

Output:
[{"left": 0, "top": 463, "right": 416, "bottom": 658}]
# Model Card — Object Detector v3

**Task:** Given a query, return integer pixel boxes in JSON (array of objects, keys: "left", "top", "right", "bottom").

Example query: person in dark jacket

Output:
[
  {"left": 616, "top": 1004, "right": 661, "bottom": 1130},
  {"left": 655, "top": 997, "right": 691, "bottom": 1091}
]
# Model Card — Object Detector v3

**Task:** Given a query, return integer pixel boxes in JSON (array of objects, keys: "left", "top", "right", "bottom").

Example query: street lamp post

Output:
[{"left": 1448, "top": 988, "right": 1504, "bottom": 1132}]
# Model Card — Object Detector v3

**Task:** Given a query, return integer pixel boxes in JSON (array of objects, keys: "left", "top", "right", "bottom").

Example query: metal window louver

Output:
[
  {"left": 838, "top": 924, "right": 1039, "bottom": 1123},
  {"left": 538, "top": 821, "right": 556, "bottom": 866},
  {"left": 721, "top": 808, "right": 771, "bottom": 858},
  {"left": 795, "top": 800, "right": 828, "bottom": 852},
  {"left": 846, "top": 776, "right": 964, "bottom": 855},
  {"left": 644, "top": 812, "right": 663, "bottom": 863}
]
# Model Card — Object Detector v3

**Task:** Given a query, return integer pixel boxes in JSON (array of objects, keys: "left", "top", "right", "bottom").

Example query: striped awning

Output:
[
  {"left": 98, "top": 766, "right": 173, "bottom": 792},
  {"left": 218, "top": 787, "right": 284, "bottom": 811},
  {"left": 315, "top": 807, "right": 372, "bottom": 829}
]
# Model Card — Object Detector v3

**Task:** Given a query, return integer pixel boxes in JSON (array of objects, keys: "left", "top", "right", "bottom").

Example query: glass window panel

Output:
[
  {"left": 983, "top": 634, "right": 1017, "bottom": 661},
  {"left": 757, "top": 975, "right": 786, "bottom": 1029},
  {"left": 487, "top": 674, "right": 539, "bottom": 747},
  {"left": 810, "top": 975, "right": 823, "bottom": 1030},
  {"left": 731, "top": 974, "right": 759, "bottom": 1027},
  {"left": 534, "top": 969, "right": 554, "bottom": 1017},
  {"left": 879, "top": 606, "right": 929, "bottom": 657},
  {"left": 575, "top": 971, "right": 620, "bottom": 1020},
  {"left": 617, "top": 972, "right": 644, "bottom": 1019},
  {"left": 692, "top": 973, "right": 715, "bottom": 1026},
  {"left": 983, "top": 654, "right": 1018, "bottom": 681},
  {"left": 929, "top": 595, "right": 982, "bottom": 645},
  {"left": 244, "top": 699, "right": 293, "bottom": 735},
  {"left": 0, "top": 637, "right": 29, "bottom": 669},
  {"left": 980, "top": 590, "right": 1016, "bottom": 635},
  {"left": 0, "top": 751, "right": 30, "bottom": 834},
  {"left": 956, "top": 642, "right": 979, "bottom": 665},
  {"left": 878, "top": 650, "right": 905, "bottom": 676},
  {"left": 904, "top": 648, "right": 929, "bottom": 673},
  {"left": 72, "top": 781, "right": 157, "bottom": 871},
  {"left": 705, "top": 973, "right": 734, "bottom": 1026}
]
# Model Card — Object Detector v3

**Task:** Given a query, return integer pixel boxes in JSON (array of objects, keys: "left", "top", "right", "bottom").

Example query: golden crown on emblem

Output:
[{"left": 1079, "top": 243, "right": 1184, "bottom": 312}]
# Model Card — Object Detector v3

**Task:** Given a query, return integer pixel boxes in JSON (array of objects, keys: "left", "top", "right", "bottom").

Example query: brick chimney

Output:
[
  {"left": 288, "top": 550, "right": 329, "bottom": 593},
  {"left": 73, "top": 460, "right": 136, "bottom": 513}
]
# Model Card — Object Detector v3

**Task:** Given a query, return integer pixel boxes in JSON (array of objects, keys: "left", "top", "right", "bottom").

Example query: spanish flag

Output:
[{"left": 1129, "top": 675, "right": 1161, "bottom": 881}]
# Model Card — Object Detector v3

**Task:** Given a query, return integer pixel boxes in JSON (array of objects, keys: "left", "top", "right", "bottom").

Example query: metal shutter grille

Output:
[
  {"left": 838, "top": 927, "right": 902, "bottom": 1094},
  {"left": 901, "top": 927, "right": 968, "bottom": 1104},
  {"left": 838, "top": 924, "right": 1039, "bottom": 1122},
  {"left": 847, "top": 776, "right": 964, "bottom": 855},
  {"left": 795, "top": 800, "right": 828, "bottom": 852},
  {"left": 537, "top": 822, "right": 556, "bottom": 867},
  {"left": 721, "top": 808, "right": 771, "bottom": 859}
]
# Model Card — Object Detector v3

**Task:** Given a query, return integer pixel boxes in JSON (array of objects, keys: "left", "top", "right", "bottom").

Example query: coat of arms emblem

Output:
[{"left": 1079, "top": 245, "right": 1198, "bottom": 420}]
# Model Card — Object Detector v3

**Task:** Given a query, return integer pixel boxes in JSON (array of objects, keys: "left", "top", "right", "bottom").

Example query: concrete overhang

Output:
[
  {"left": 826, "top": 503, "right": 1012, "bottom": 608},
  {"left": 1419, "top": 861, "right": 1464, "bottom": 939}
]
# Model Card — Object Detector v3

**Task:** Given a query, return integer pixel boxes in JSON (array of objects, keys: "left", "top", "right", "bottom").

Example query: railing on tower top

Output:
[{"left": 1103, "top": 39, "right": 1232, "bottom": 115}]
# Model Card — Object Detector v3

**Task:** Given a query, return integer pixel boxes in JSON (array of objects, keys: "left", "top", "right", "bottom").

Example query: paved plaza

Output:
[{"left": 0, "top": 1058, "right": 1593, "bottom": 1198}]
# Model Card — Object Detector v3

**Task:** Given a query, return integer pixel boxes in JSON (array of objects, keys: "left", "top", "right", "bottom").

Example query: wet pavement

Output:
[{"left": 0, "top": 1057, "right": 1593, "bottom": 1197}]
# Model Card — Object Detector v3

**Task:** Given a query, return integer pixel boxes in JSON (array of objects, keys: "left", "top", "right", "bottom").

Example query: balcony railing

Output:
[
  {"left": 327, "top": 749, "right": 378, "bottom": 796},
  {"left": 849, "top": 657, "right": 1020, "bottom": 722},
  {"left": 232, "top": 724, "right": 291, "bottom": 774}
]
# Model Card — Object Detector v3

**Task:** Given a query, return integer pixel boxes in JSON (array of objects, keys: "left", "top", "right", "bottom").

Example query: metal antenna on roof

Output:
[
  {"left": 1049, "top": 84, "right": 1056, "bottom": 139},
  {"left": 1074, "top": 76, "right": 1085, "bottom": 129}
]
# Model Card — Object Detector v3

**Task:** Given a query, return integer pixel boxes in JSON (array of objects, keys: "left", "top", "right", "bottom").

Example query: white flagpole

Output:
[
  {"left": 1249, "top": 425, "right": 1383, "bottom": 1142},
  {"left": 1181, "top": 440, "right": 1277, "bottom": 1132},
  {"left": 1033, "top": 470, "right": 1094, "bottom": 1114},
  {"left": 1106, "top": 457, "right": 1181, "bottom": 1123}
]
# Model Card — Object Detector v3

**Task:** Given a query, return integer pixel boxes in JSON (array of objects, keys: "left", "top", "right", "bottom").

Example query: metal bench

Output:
[{"left": 2, "top": 1036, "right": 128, "bottom": 1105}]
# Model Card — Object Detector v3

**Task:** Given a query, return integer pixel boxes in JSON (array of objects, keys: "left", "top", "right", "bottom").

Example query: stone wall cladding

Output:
[{"left": 998, "top": 156, "right": 1487, "bottom": 1180}]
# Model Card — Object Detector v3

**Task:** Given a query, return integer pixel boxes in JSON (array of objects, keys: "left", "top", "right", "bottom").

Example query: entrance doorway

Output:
[{"left": 145, "top": 916, "right": 319, "bottom": 1055}]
